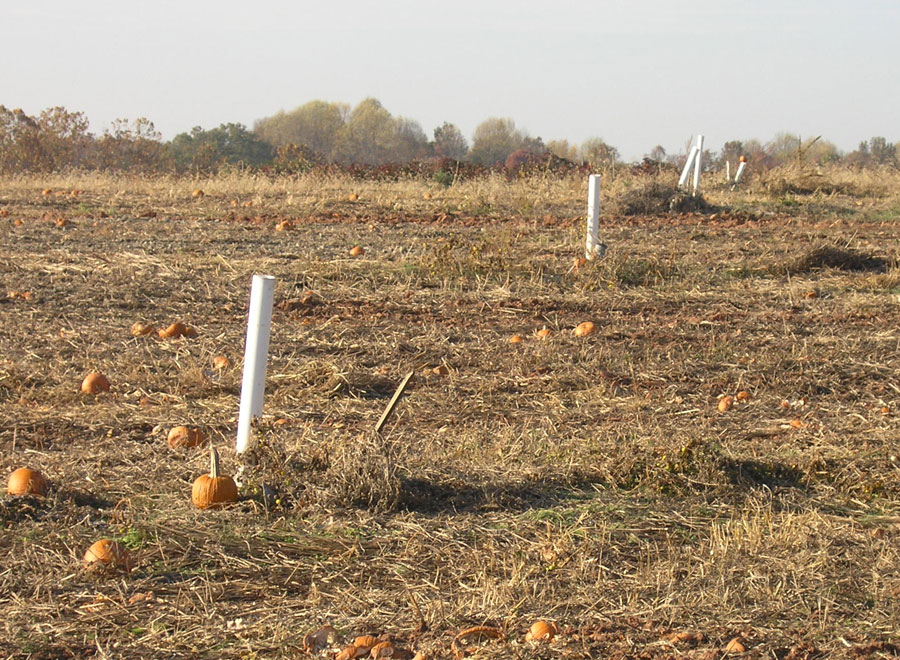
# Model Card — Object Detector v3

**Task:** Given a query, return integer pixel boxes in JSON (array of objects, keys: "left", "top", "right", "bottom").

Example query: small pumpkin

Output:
[
  {"left": 739, "top": 155, "right": 747, "bottom": 163},
  {"left": 349, "top": 245, "right": 365, "bottom": 257},
  {"left": 83, "top": 539, "right": 131, "bottom": 572},
  {"left": 509, "top": 334, "right": 524, "bottom": 344},
  {"left": 167, "top": 425, "right": 206, "bottom": 449},
  {"left": 535, "top": 328, "right": 553, "bottom": 340},
  {"left": 191, "top": 188, "right": 205, "bottom": 198},
  {"left": 7, "top": 467, "right": 48, "bottom": 496},
  {"left": 717, "top": 395, "right": 735, "bottom": 412},
  {"left": 525, "top": 620, "right": 558, "bottom": 642},
  {"left": 213, "top": 355, "right": 231, "bottom": 369},
  {"left": 574, "top": 321, "right": 596, "bottom": 337},
  {"left": 192, "top": 445, "right": 238, "bottom": 509},
  {"left": 736, "top": 390, "right": 751, "bottom": 402},
  {"left": 81, "top": 372, "right": 110, "bottom": 394},
  {"left": 354, "top": 636, "right": 378, "bottom": 651}
]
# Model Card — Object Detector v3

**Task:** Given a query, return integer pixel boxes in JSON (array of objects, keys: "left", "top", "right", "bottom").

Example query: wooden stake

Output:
[{"left": 375, "top": 371, "right": 414, "bottom": 434}]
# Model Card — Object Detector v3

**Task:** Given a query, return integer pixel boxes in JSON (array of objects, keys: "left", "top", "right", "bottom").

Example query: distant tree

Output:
[
  {"left": 254, "top": 100, "right": 348, "bottom": 159},
  {"left": 646, "top": 144, "right": 667, "bottom": 163},
  {"left": 433, "top": 122, "right": 468, "bottom": 160},
  {"left": 0, "top": 106, "right": 51, "bottom": 172},
  {"left": 330, "top": 98, "right": 428, "bottom": 165},
  {"left": 547, "top": 139, "right": 578, "bottom": 162},
  {"left": 868, "top": 136, "right": 897, "bottom": 166},
  {"left": 719, "top": 140, "right": 744, "bottom": 167},
  {"left": 468, "top": 117, "right": 526, "bottom": 166},
  {"left": 333, "top": 98, "right": 394, "bottom": 164},
  {"left": 37, "top": 107, "right": 93, "bottom": 169},
  {"left": 579, "top": 137, "right": 619, "bottom": 169},
  {"left": 391, "top": 116, "right": 429, "bottom": 162},
  {"left": 95, "top": 118, "right": 169, "bottom": 172},
  {"left": 169, "top": 123, "right": 273, "bottom": 172}
]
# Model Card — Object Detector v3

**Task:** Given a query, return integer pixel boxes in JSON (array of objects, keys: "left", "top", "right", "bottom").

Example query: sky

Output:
[{"left": 3, "top": 0, "right": 899, "bottom": 160}]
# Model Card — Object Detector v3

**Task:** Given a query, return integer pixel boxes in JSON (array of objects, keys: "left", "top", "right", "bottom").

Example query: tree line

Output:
[{"left": 1, "top": 100, "right": 897, "bottom": 176}]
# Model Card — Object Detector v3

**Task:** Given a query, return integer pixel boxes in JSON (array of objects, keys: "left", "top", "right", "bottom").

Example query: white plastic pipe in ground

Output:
[
  {"left": 678, "top": 146, "right": 699, "bottom": 187},
  {"left": 236, "top": 274, "right": 276, "bottom": 453},
  {"left": 692, "top": 134, "right": 704, "bottom": 195},
  {"left": 726, "top": 160, "right": 731, "bottom": 182},
  {"left": 585, "top": 174, "right": 601, "bottom": 259},
  {"left": 734, "top": 160, "right": 747, "bottom": 184}
]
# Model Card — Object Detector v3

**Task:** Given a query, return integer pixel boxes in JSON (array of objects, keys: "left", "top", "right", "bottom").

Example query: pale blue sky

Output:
[{"left": 4, "top": 1, "right": 898, "bottom": 159}]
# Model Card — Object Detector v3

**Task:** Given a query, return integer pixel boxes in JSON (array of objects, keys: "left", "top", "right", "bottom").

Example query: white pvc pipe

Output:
[
  {"left": 585, "top": 174, "right": 601, "bottom": 259},
  {"left": 678, "top": 146, "right": 699, "bottom": 187},
  {"left": 236, "top": 274, "right": 276, "bottom": 453},
  {"left": 692, "top": 134, "right": 704, "bottom": 195},
  {"left": 726, "top": 160, "right": 731, "bottom": 182},
  {"left": 734, "top": 161, "right": 747, "bottom": 184}
]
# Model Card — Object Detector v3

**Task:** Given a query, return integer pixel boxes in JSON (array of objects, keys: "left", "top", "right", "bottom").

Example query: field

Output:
[{"left": 1, "top": 167, "right": 900, "bottom": 659}]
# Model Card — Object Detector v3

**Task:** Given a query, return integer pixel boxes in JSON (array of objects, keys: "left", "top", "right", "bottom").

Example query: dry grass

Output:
[{"left": 1, "top": 169, "right": 900, "bottom": 658}]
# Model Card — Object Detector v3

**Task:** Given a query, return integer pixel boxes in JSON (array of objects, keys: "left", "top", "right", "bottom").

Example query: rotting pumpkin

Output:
[{"left": 192, "top": 445, "right": 238, "bottom": 509}]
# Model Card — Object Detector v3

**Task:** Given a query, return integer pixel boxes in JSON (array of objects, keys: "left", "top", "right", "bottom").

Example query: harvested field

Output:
[{"left": 1, "top": 170, "right": 900, "bottom": 659}]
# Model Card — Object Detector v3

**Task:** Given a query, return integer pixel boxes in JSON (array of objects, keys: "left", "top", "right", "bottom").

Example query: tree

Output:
[
  {"left": 646, "top": 145, "right": 667, "bottom": 163},
  {"left": 433, "top": 122, "right": 468, "bottom": 160},
  {"left": 868, "top": 136, "right": 897, "bottom": 166},
  {"left": 95, "top": 118, "right": 169, "bottom": 172},
  {"left": 169, "top": 123, "right": 273, "bottom": 172},
  {"left": 37, "top": 107, "right": 93, "bottom": 169},
  {"left": 579, "top": 137, "right": 619, "bottom": 169},
  {"left": 468, "top": 117, "right": 526, "bottom": 166},
  {"left": 0, "top": 106, "right": 51, "bottom": 172},
  {"left": 547, "top": 139, "right": 578, "bottom": 162},
  {"left": 254, "top": 100, "right": 348, "bottom": 159}
]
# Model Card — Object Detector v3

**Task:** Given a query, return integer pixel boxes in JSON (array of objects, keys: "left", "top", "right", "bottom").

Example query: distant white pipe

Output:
[
  {"left": 236, "top": 274, "right": 276, "bottom": 453},
  {"left": 678, "top": 146, "right": 699, "bottom": 188},
  {"left": 692, "top": 134, "right": 704, "bottom": 195},
  {"left": 734, "top": 160, "right": 747, "bottom": 184},
  {"left": 726, "top": 160, "right": 731, "bottom": 182},
  {"left": 586, "top": 174, "right": 601, "bottom": 259}
]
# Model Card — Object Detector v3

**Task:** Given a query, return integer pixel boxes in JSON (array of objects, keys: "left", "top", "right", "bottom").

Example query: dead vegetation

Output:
[{"left": 1, "top": 170, "right": 900, "bottom": 658}]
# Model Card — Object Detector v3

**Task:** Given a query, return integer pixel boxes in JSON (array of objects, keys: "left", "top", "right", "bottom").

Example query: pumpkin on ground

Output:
[
  {"left": 525, "top": 620, "right": 558, "bottom": 641},
  {"left": 81, "top": 372, "right": 110, "bottom": 394},
  {"left": 192, "top": 445, "right": 238, "bottom": 509},
  {"left": 7, "top": 467, "right": 48, "bottom": 496},
  {"left": 83, "top": 539, "right": 131, "bottom": 572},
  {"left": 167, "top": 426, "right": 206, "bottom": 450}
]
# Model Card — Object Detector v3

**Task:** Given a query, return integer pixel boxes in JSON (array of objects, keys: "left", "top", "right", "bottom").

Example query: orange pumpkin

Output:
[
  {"left": 81, "top": 372, "right": 110, "bottom": 394},
  {"left": 535, "top": 328, "right": 553, "bottom": 340},
  {"left": 525, "top": 620, "right": 558, "bottom": 641},
  {"left": 574, "top": 321, "right": 596, "bottom": 337},
  {"left": 167, "top": 426, "right": 206, "bottom": 449},
  {"left": 349, "top": 245, "right": 365, "bottom": 257},
  {"left": 192, "top": 445, "right": 238, "bottom": 509},
  {"left": 717, "top": 395, "right": 734, "bottom": 412},
  {"left": 7, "top": 467, "right": 48, "bottom": 496},
  {"left": 83, "top": 539, "right": 131, "bottom": 572}
]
